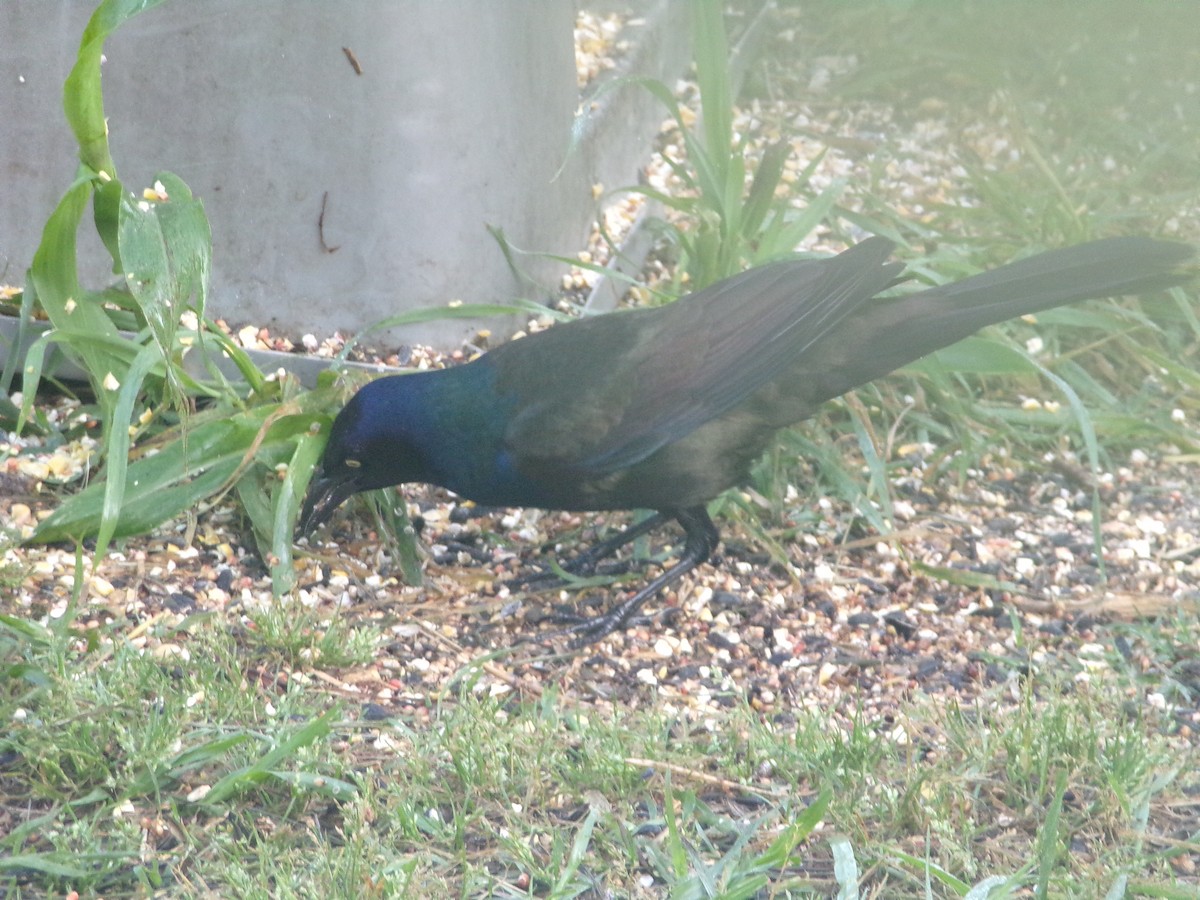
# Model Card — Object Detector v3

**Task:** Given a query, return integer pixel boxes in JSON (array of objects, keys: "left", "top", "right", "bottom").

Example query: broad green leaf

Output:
[
  {"left": 65, "top": 0, "right": 171, "bottom": 177},
  {"left": 368, "top": 491, "right": 423, "bottom": 587},
  {"left": 118, "top": 173, "right": 212, "bottom": 367},
  {"left": 0, "top": 279, "right": 38, "bottom": 394},
  {"left": 94, "top": 176, "right": 124, "bottom": 272},
  {"left": 29, "top": 179, "right": 127, "bottom": 418},
  {"left": 192, "top": 320, "right": 269, "bottom": 396},
  {"left": 36, "top": 453, "right": 240, "bottom": 544},
  {"left": 65, "top": 0, "right": 171, "bottom": 266},
  {"left": 31, "top": 406, "right": 322, "bottom": 543}
]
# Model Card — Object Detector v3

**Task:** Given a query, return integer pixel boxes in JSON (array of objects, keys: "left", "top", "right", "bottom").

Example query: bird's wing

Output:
[{"left": 495, "top": 237, "right": 901, "bottom": 476}]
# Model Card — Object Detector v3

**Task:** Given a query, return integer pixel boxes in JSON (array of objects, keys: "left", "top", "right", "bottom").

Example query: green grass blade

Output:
[
  {"left": 97, "top": 340, "right": 163, "bottom": 559},
  {"left": 368, "top": 491, "right": 424, "bottom": 587},
  {"left": 0, "top": 613, "right": 55, "bottom": 649},
  {"left": 265, "top": 769, "right": 358, "bottom": 799},
  {"left": 195, "top": 318, "right": 269, "bottom": 395},
  {"left": 0, "top": 853, "right": 96, "bottom": 878},
  {"left": 909, "top": 334, "right": 1039, "bottom": 376},
  {"left": 766, "top": 176, "right": 848, "bottom": 258},
  {"left": 1, "top": 278, "right": 38, "bottom": 394},
  {"left": 829, "top": 834, "right": 861, "bottom": 900},
  {"left": 849, "top": 404, "right": 893, "bottom": 528},
  {"left": 692, "top": 0, "right": 733, "bottom": 195},
  {"left": 1053, "top": 358, "right": 1119, "bottom": 407},
  {"left": 1023, "top": 350, "right": 1106, "bottom": 579},
  {"left": 740, "top": 140, "right": 791, "bottom": 241},
  {"left": 912, "top": 561, "right": 1028, "bottom": 594},
  {"left": 269, "top": 427, "right": 327, "bottom": 593},
  {"left": 889, "top": 850, "right": 971, "bottom": 892},
  {"left": 1034, "top": 771, "right": 1069, "bottom": 899},
  {"left": 964, "top": 876, "right": 1012, "bottom": 899},
  {"left": 339, "top": 302, "right": 575, "bottom": 362},
  {"left": 203, "top": 708, "right": 339, "bottom": 805},
  {"left": 1138, "top": 345, "right": 1200, "bottom": 391},
  {"left": 234, "top": 471, "right": 275, "bottom": 554},
  {"left": 553, "top": 806, "right": 600, "bottom": 896}
]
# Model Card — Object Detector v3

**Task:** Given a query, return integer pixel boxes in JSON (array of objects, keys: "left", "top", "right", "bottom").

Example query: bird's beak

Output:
[{"left": 298, "top": 467, "right": 359, "bottom": 537}]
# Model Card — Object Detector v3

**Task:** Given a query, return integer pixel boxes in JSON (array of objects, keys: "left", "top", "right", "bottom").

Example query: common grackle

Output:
[{"left": 299, "top": 236, "right": 1193, "bottom": 642}]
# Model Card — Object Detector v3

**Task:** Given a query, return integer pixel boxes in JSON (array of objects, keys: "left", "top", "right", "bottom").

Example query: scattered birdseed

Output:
[{"left": 2, "top": 10, "right": 1197, "bottom": 766}]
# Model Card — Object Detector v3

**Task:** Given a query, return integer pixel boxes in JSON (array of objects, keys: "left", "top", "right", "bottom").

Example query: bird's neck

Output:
[{"left": 386, "top": 362, "right": 512, "bottom": 490}]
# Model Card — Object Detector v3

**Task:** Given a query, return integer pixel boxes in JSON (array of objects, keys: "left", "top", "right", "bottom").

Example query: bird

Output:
[{"left": 298, "top": 236, "right": 1194, "bottom": 643}]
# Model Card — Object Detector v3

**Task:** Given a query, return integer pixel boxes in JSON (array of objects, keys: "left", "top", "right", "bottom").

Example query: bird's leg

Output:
[
  {"left": 560, "top": 510, "right": 674, "bottom": 576},
  {"left": 508, "top": 510, "right": 672, "bottom": 588},
  {"left": 559, "top": 506, "right": 720, "bottom": 646}
]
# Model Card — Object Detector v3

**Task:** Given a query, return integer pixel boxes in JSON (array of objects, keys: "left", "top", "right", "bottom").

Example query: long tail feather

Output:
[{"left": 797, "top": 237, "right": 1194, "bottom": 406}]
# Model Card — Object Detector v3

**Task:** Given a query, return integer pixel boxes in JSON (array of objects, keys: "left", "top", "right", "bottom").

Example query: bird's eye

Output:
[{"left": 345, "top": 458, "right": 362, "bottom": 469}]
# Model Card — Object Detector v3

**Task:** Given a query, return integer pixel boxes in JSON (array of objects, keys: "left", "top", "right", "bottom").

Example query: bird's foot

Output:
[
  {"left": 538, "top": 565, "right": 692, "bottom": 647},
  {"left": 509, "top": 511, "right": 674, "bottom": 592},
  {"left": 529, "top": 507, "right": 719, "bottom": 648},
  {"left": 540, "top": 594, "right": 660, "bottom": 648}
]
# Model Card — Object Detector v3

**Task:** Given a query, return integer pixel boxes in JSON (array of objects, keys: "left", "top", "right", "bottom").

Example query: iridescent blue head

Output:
[{"left": 298, "top": 374, "right": 438, "bottom": 534}]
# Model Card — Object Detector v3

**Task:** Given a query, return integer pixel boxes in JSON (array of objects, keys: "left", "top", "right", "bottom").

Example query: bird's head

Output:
[{"left": 298, "top": 376, "right": 430, "bottom": 536}]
